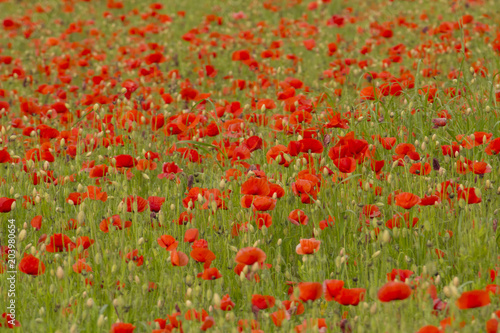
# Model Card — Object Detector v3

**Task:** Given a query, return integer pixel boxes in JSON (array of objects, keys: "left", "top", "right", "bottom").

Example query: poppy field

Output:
[{"left": 1, "top": 0, "right": 500, "bottom": 331}]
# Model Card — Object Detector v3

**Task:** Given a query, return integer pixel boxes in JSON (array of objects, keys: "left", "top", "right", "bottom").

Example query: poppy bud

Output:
[
  {"left": 371, "top": 250, "right": 381, "bottom": 259},
  {"left": 86, "top": 298, "right": 94, "bottom": 308},
  {"left": 56, "top": 266, "right": 64, "bottom": 280},
  {"left": 185, "top": 288, "right": 193, "bottom": 300},
  {"left": 97, "top": 315, "right": 105, "bottom": 328},
  {"left": 261, "top": 225, "right": 268, "bottom": 235},
  {"left": 38, "top": 307, "right": 45, "bottom": 317},
  {"left": 213, "top": 293, "right": 221, "bottom": 307},
  {"left": 457, "top": 198, "right": 466, "bottom": 208},
  {"left": 225, "top": 312, "right": 235, "bottom": 321},
  {"left": 443, "top": 286, "right": 453, "bottom": 298},
  {"left": 335, "top": 256, "right": 342, "bottom": 269},
  {"left": 450, "top": 286, "right": 460, "bottom": 298},
  {"left": 381, "top": 230, "right": 391, "bottom": 243}
]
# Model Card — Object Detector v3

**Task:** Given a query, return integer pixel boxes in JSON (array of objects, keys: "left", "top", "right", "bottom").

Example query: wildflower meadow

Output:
[{"left": 0, "top": 0, "right": 499, "bottom": 332}]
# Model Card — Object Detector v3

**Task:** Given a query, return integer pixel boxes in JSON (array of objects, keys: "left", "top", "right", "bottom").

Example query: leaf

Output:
[{"left": 99, "top": 304, "right": 109, "bottom": 315}]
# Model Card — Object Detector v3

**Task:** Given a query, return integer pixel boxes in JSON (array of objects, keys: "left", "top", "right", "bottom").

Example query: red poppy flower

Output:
[
  {"left": 378, "top": 281, "right": 412, "bottom": 302},
  {"left": 410, "top": 162, "right": 431, "bottom": 176},
  {"left": 332, "top": 157, "right": 357, "bottom": 173},
  {"left": 235, "top": 247, "right": 266, "bottom": 265},
  {"left": 19, "top": 254, "right": 45, "bottom": 276},
  {"left": 296, "top": 238, "right": 321, "bottom": 255},
  {"left": 387, "top": 269, "right": 414, "bottom": 282},
  {"left": 184, "top": 228, "right": 199, "bottom": 243},
  {"left": 66, "top": 192, "right": 83, "bottom": 205},
  {"left": 114, "top": 154, "right": 137, "bottom": 168},
  {"left": 299, "top": 138, "right": 324, "bottom": 153},
  {"left": 219, "top": 294, "right": 235, "bottom": 311},
  {"left": 255, "top": 213, "right": 272, "bottom": 229},
  {"left": 122, "top": 195, "right": 148, "bottom": 212},
  {"left": 334, "top": 288, "right": 366, "bottom": 306},
  {"left": 0, "top": 148, "right": 12, "bottom": 163},
  {"left": 270, "top": 308, "right": 289, "bottom": 327},
  {"left": 30, "top": 215, "right": 42, "bottom": 230},
  {"left": 125, "top": 249, "right": 143, "bottom": 267},
  {"left": 456, "top": 290, "right": 490, "bottom": 309},
  {"left": 251, "top": 195, "right": 277, "bottom": 211},
  {"left": 360, "top": 86, "right": 379, "bottom": 100},
  {"left": 370, "top": 159, "right": 385, "bottom": 173},
  {"left": 485, "top": 137, "right": 500, "bottom": 155},
  {"left": 486, "top": 319, "right": 498, "bottom": 333},
  {"left": 192, "top": 239, "right": 208, "bottom": 249},
  {"left": 191, "top": 248, "right": 216, "bottom": 268},
  {"left": 288, "top": 209, "right": 308, "bottom": 226},
  {"left": 73, "top": 259, "right": 92, "bottom": 273},
  {"left": 99, "top": 215, "right": 132, "bottom": 233},
  {"left": 110, "top": 323, "right": 136, "bottom": 333},
  {"left": 0, "top": 197, "right": 16, "bottom": 212},
  {"left": 76, "top": 236, "right": 94, "bottom": 250},
  {"left": 297, "top": 282, "right": 323, "bottom": 302},
  {"left": 417, "top": 325, "right": 440, "bottom": 333},
  {"left": 361, "top": 205, "right": 381, "bottom": 219},
  {"left": 45, "top": 233, "right": 76, "bottom": 252},
  {"left": 319, "top": 215, "right": 335, "bottom": 230},
  {"left": 158, "top": 162, "right": 183, "bottom": 179},
  {"left": 1, "top": 312, "right": 20, "bottom": 328},
  {"left": 457, "top": 187, "right": 482, "bottom": 204},
  {"left": 251, "top": 294, "right": 275, "bottom": 310},
  {"left": 201, "top": 316, "right": 215, "bottom": 331},
  {"left": 136, "top": 159, "right": 157, "bottom": 171},
  {"left": 83, "top": 186, "right": 108, "bottom": 202},
  {"left": 419, "top": 195, "right": 441, "bottom": 206},
  {"left": 395, "top": 192, "right": 421, "bottom": 209},
  {"left": 171, "top": 250, "right": 189, "bottom": 267},
  {"left": 241, "top": 177, "right": 270, "bottom": 196},
  {"left": 197, "top": 267, "right": 222, "bottom": 280},
  {"left": 323, "top": 279, "right": 344, "bottom": 301},
  {"left": 157, "top": 235, "right": 179, "bottom": 251},
  {"left": 471, "top": 161, "right": 492, "bottom": 175},
  {"left": 148, "top": 196, "right": 165, "bottom": 212}
]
